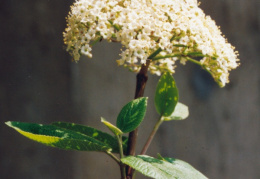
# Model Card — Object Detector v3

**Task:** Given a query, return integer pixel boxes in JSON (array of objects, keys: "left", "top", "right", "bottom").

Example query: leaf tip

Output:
[
  {"left": 100, "top": 117, "right": 105, "bottom": 123},
  {"left": 5, "top": 121, "right": 12, "bottom": 127},
  {"left": 101, "top": 117, "right": 123, "bottom": 135},
  {"left": 138, "top": 97, "right": 148, "bottom": 104}
]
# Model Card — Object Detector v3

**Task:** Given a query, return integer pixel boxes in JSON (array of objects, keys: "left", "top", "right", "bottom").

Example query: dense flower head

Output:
[{"left": 63, "top": 0, "right": 239, "bottom": 87}]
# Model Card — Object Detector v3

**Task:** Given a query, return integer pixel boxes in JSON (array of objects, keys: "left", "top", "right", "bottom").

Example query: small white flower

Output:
[{"left": 64, "top": 0, "right": 239, "bottom": 87}]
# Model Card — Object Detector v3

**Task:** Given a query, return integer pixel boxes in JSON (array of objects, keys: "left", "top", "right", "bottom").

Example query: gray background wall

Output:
[{"left": 1, "top": 0, "right": 259, "bottom": 178}]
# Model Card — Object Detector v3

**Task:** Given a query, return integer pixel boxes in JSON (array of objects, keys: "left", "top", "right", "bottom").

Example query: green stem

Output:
[
  {"left": 152, "top": 53, "right": 181, "bottom": 61},
  {"left": 90, "top": 36, "right": 103, "bottom": 46},
  {"left": 117, "top": 135, "right": 126, "bottom": 179},
  {"left": 185, "top": 57, "right": 213, "bottom": 75},
  {"left": 140, "top": 116, "right": 164, "bottom": 155},
  {"left": 151, "top": 50, "right": 215, "bottom": 61},
  {"left": 117, "top": 135, "right": 124, "bottom": 159},
  {"left": 105, "top": 151, "right": 120, "bottom": 164},
  {"left": 108, "top": 20, "right": 121, "bottom": 31},
  {"left": 148, "top": 35, "right": 177, "bottom": 60},
  {"left": 185, "top": 56, "right": 201, "bottom": 66},
  {"left": 148, "top": 48, "right": 162, "bottom": 59},
  {"left": 131, "top": 116, "right": 164, "bottom": 177},
  {"left": 151, "top": 52, "right": 213, "bottom": 75}
]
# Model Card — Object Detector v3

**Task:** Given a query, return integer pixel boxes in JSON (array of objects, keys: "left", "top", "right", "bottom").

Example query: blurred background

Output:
[{"left": 0, "top": 0, "right": 259, "bottom": 178}]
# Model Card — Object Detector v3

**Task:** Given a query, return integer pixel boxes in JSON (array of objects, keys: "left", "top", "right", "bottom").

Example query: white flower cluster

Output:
[{"left": 64, "top": 0, "right": 239, "bottom": 87}]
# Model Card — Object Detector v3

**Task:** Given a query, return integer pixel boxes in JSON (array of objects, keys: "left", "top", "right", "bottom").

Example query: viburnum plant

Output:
[{"left": 6, "top": 0, "right": 239, "bottom": 178}]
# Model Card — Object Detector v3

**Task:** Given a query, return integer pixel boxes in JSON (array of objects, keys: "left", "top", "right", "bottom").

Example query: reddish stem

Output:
[{"left": 126, "top": 60, "right": 150, "bottom": 178}]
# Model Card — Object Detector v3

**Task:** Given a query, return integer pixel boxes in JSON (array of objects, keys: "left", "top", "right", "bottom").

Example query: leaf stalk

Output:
[
  {"left": 105, "top": 151, "right": 120, "bottom": 164},
  {"left": 117, "top": 134, "right": 127, "bottom": 179},
  {"left": 140, "top": 116, "right": 164, "bottom": 155}
]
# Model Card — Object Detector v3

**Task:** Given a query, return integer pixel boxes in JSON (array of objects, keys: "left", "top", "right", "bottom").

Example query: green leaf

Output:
[
  {"left": 155, "top": 72, "right": 179, "bottom": 117},
  {"left": 116, "top": 97, "right": 147, "bottom": 133},
  {"left": 52, "top": 121, "right": 127, "bottom": 153},
  {"left": 101, "top": 117, "right": 123, "bottom": 136},
  {"left": 6, "top": 121, "right": 113, "bottom": 152},
  {"left": 162, "top": 102, "right": 189, "bottom": 121},
  {"left": 121, "top": 155, "right": 208, "bottom": 179}
]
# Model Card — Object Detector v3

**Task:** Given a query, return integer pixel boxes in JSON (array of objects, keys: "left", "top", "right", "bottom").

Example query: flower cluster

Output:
[{"left": 63, "top": 0, "right": 239, "bottom": 87}]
